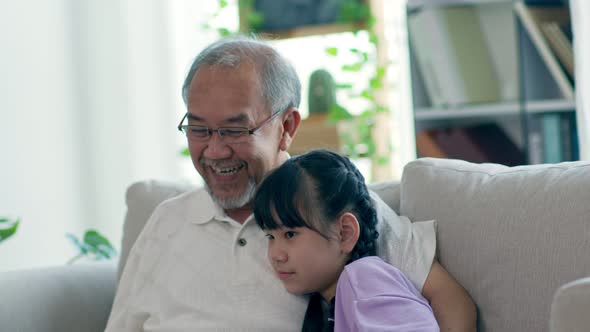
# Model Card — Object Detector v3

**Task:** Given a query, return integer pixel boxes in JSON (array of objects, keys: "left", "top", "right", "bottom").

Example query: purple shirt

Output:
[{"left": 335, "top": 256, "right": 439, "bottom": 332}]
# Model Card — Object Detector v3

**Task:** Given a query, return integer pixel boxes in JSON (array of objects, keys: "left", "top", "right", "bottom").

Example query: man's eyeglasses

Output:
[{"left": 177, "top": 109, "right": 286, "bottom": 144}]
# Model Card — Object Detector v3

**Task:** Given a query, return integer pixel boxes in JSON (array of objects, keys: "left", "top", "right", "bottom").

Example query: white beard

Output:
[{"left": 205, "top": 178, "right": 257, "bottom": 210}]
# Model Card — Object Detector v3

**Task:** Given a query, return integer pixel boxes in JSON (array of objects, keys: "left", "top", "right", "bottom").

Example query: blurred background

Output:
[
  {"left": 0, "top": 0, "right": 414, "bottom": 271},
  {"left": 1, "top": 0, "right": 587, "bottom": 272}
]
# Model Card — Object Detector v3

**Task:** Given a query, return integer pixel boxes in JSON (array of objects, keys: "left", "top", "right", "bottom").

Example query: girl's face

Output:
[{"left": 264, "top": 220, "right": 349, "bottom": 301}]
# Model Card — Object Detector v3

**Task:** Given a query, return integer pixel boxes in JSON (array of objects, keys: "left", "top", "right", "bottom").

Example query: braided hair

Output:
[{"left": 254, "top": 149, "right": 379, "bottom": 263}]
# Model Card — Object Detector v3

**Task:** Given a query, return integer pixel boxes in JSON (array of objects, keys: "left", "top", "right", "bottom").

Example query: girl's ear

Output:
[
  {"left": 337, "top": 212, "right": 360, "bottom": 254},
  {"left": 279, "top": 107, "right": 301, "bottom": 152}
]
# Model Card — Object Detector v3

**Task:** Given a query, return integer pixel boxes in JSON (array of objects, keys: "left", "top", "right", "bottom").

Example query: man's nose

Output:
[{"left": 203, "top": 131, "right": 231, "bottom": 159}]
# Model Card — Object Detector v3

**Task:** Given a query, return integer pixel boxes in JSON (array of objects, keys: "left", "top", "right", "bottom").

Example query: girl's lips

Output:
[{"left": 277, "top": 271, "right": 295, "bottom": 281}]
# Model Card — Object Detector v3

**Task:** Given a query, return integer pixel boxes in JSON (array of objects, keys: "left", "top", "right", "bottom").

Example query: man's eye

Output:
[
  {"left": 284, "top": 231, "right": 296, "bottom": 239},
  {"left": 189, "top": 127, "right": 209, "bottom": 137},
  {"left": 265, "top": 233, "right": 274, "bottom": 240},
  {"left": 222, "top": 128, "right": 248, "bottom": 137}
]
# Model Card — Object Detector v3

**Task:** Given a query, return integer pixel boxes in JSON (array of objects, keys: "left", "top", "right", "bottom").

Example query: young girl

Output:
[{"left": 254, "top": 149, "right": 439, "bottom": 332}]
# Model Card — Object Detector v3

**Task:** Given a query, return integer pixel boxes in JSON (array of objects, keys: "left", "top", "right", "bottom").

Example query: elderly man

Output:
[{"left": 106, "top": 36, "right": 476, "bottom": 331}]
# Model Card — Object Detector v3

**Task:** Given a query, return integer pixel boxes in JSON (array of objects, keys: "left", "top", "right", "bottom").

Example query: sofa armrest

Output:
[
  {"left": 550, "top": 277, "right": 590, "bottom": 332},
  {"left": 0, "top": 262, "right": 117, "bottom": 332}
]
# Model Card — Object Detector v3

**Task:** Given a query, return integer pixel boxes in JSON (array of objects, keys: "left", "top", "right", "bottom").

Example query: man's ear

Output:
[
  {"left": 337, "top": 212, "right": 360, "bottom": 254},
  {"left": 279, "top": 107, "right": 301, "bottom": 151}
]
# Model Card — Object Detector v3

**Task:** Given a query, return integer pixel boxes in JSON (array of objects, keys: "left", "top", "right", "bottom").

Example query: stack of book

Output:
[{"left": 416, "top": 123, "right": 525, "bottom": 166}]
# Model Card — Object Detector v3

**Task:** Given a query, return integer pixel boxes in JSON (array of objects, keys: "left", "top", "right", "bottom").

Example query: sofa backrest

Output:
[
  {"left": 400, "top": 158, "right": 590, "bottom": 332},
  {"left": 119, "top": 179, "right": 401, "bottom": 280}
]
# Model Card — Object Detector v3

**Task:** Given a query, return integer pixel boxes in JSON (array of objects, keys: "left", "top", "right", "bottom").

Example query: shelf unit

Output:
[{"left": 406, "top": 0, "right": 577, "bottom": 165}]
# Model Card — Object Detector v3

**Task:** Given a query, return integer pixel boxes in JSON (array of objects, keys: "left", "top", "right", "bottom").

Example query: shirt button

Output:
[{"left": 237, "top": 238, "right": 247, "bottom": 246}]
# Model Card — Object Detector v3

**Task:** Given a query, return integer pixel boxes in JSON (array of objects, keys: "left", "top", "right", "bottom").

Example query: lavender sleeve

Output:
[{"left": 334, "top": 256, "right": 439, "bottom": 332}]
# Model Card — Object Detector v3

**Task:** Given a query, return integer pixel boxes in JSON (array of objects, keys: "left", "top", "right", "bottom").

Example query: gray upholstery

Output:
[
  {"left": 400, "top": 158, "right": 590, "bottom": 332},
  {"left": 1, "top": 158, "right": 589, "bottom": 331},
  {"left": 0, "top": 262, "right": 116, "bottom": 332}
]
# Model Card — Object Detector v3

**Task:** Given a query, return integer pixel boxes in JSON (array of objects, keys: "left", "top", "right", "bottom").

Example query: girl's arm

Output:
[{"left": 422, "top": 261, "right": 477, "bottom": 332}]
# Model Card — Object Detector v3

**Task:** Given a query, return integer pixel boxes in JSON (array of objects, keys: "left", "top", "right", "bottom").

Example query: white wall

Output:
[
  {"left": 0, "top": 0, "right": 84, "bottom": 270},
  {"left": 0, "top": 0, "right": 215, "bottom": 271}
]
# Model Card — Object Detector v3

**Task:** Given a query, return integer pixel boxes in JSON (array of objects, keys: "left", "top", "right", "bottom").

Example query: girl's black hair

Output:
[{"left": 253, "top": 149, "right": 378, "bottom": 263}]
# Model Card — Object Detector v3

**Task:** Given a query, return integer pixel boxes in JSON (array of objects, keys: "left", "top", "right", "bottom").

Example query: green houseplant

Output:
[
  {"left": 66, "top": 230, "right": 117, "bottom": 264},
  {"left": 0, "top": 217, "right": 19, "bottom": 244}
]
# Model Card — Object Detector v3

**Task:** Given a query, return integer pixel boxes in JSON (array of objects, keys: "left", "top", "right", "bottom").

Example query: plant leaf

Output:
[
  {"left": 217, "top": 28, "right": 232, "bottom": 37},
  {"left": 84, "top": 230, "right": 115, "bottom": 250},
  {"left": 247, "top": 12, "right": 265, "bottom": 30},
  {"left": 328, "top": 104, "right": 353, "bottom": 122},
  {"left": 360, "top": 90, "right": 374, "bottom": 101},
  {"left": 375, "top": 155, "right": 390, "bottom": 165},
  {"left": 341, "top": 63, "right": 362, "bottom": 72},
  {"left": 370, "top": 77, "right": 383, "bottom": 89},
  {"left": 335, "top": 83, "right": 353, "bottom": 90},
  {"left": 0, "top": 218, "right": 19, "bottom": 243},
  {"left": 66, "top": 233, "right": 89, "bottom": 254},
  {"left": 325, "top": 47, "right": 338, "bottom": 56}
]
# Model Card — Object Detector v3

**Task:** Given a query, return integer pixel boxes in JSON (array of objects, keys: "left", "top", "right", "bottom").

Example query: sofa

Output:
[{"left": 1, "top": 158, "right": 589, "bottom": 331}]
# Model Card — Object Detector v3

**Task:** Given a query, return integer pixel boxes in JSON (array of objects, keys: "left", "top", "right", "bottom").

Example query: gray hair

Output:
[{"left": 182, "top": 36, "right": 301, "bottom": 115}]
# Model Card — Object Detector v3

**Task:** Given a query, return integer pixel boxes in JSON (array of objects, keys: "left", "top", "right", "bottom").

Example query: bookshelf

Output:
[{"left": 407, "top": 0, "right": 578, "bottom": 165}]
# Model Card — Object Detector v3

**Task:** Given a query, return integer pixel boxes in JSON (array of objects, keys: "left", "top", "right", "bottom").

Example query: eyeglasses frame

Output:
[{"left": 177, "top": 108, "right": 288, "bottom": 142}]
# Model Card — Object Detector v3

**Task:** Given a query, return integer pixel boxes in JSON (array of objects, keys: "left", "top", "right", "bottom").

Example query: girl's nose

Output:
[{"left": 269, "top": 244, "right": 287, "bottom": 264}]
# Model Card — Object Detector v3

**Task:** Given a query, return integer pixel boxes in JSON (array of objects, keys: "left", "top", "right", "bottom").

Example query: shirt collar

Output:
[{"left": 191, "top": 189, "right": 254, "bottom": 225}]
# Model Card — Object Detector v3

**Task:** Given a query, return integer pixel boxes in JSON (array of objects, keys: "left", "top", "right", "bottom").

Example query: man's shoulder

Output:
[
  {"left": 156, "top": 186, "right": 209, "bottom": 211},
  {"left": 145, "top": 187, "right": 213, "bottom": 235}
]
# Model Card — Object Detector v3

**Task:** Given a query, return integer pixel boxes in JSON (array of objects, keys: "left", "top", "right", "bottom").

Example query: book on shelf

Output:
[
  {"left": 416, "top": 131, "right": 448, "bottom": 158},
  {"left": 417, "top": 128, "right": 489, "bottom": 162},
  {"left": 540, "top": 21, "right": 574, "bottom": 81},
  {"left": 430, "top": 127, "right": 489, "bottom": 163},
  {"left": 541, "top": 113, "right": 563, "bottom": 163},
  {"left": 557, "top": 112, "right": 578, "bottom": 161},
  {"left": 417, "top": 124, "right": 525, "bottom": 166},
  {"left": 527, "top": 115, "right": 545, "bottom": 164},
  {"left": 463, "top": 123, "right": 526, "bottom": 166},
  {"left": 514, "top": 1, "right": 573, "bottom": 99},
  {"left": 526, "top": 112, "right": 579, "bottom": 164},
  {"left": 408, "top": 5, "right": 500, "bottom": 108}
]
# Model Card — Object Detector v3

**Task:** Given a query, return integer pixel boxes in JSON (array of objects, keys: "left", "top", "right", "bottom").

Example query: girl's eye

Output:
[
  {"left": 265, "top": 233, "right": 274, "bottom": 240},
  {"left": 284, "top": 231, "right": 296, "bottom": 239}
]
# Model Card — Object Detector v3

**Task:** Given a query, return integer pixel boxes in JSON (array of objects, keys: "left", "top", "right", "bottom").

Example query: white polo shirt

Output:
[{"left": 105, "top": 188, "right": 436, "bottom": 331}]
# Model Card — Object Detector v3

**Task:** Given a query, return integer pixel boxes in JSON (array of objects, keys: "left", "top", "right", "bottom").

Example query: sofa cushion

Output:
[
  {"left": 0, "top": 262, "right": 116, "bottom": 332},
  {"left": 550, "top": 277, "right": 590, "bottom": 332},
  {"left": 400, "top": 158, "right": 590, "bottom": 332},
  {"left": 119, "top": 179, "right": 401, "bottom": 279}
]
